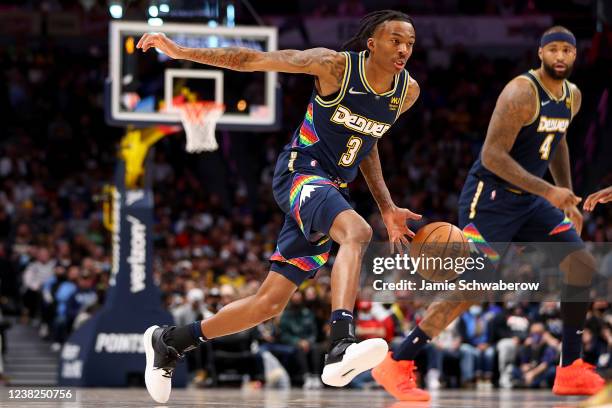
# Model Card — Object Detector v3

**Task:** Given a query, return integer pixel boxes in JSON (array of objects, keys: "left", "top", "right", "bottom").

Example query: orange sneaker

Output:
[
  {"left": 553, "top": 359, "right": 605, "bottom": 396},
  {"left": 372, "top": 352, "right": 430, "bottom": 401}
]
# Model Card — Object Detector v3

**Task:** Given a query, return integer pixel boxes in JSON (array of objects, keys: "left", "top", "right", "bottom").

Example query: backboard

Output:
[{"left": 107, "top": 21, "right": 280, "bottom": 131}]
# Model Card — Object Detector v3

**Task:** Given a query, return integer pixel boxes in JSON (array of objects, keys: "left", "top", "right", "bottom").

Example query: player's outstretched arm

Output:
[
  {"left": 584, "top": 186, "right": 612, "bottom": 211},
  {"left": 136, "top": 33, "right": 345, "bottom": 85},
  {"left": 359, "top": 143, "right": 421, "bottom": 253},
  {"left": 481, "top": 77, "right": 581, "bottom": 210}
]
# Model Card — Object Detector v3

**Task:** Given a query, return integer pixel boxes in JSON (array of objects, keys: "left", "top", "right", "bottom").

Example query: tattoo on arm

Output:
[
  {"left": 570, "top": 83, "right": 582, "bottom": 120},
  {"left": 399, "top": 78, "right": 420, "bottom": 114},
  {"left": 183, "top": 47, "right": 254, "bottom": 70},
  {"left": 549, "top": 137, "right": 572, "bottom": 189},
  {"left": 359, "top": 143, "right": 394, "bottom": 213},
  {"left": 182, "top": 46, "right": 345, "bottom": 84},
  {"left": 481, "top": 77, "right": 552, "bottom": 196}
]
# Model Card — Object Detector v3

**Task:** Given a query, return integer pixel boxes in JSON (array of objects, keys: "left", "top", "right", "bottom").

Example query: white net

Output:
[{"left": 177, "top": 102, "right": 225, "bottom": 153}]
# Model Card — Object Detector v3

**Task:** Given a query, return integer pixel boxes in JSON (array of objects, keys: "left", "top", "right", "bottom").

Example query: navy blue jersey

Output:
[
  {"left": 283, "top": 50, "right": 411, "bottom": 183},
  {"left": 469, "top": 70, "right": 574, "bottom": 190}
]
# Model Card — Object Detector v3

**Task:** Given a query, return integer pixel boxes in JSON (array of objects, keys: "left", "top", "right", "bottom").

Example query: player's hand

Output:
[
  {"left": 381, "top": 205, "right": 422, "bottom": 254},
  {"left": 544, "top": 186, "right": 581, "bottom": 210},
  {"left": 564, "top": 205, "right": 583, "bottom": 235},
  {"left": 583, "top": 186, "right": 612, "bottom": 211},
  {"left": 137, "top": 32, "right": 182, "bottom": 59}
]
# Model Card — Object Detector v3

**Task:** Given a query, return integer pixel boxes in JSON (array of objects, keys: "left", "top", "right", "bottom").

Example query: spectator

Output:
[
  {"left": 51, "top": 266, "right": 80, "bottom": 351},
  {"left": 355, "top": 301, "right": 387, "bottom": 340},
  {"left": 21, "top": 247, "right": 55, "bottom": 323},
  {"left": 491, "top": 303, "right": 531, "bottom": 388},
  {"left": 172, "top": 288, "right": 213, "bottom": 327},
  {"left": 458, "top": 305, "right": 496, "bottom": 386},
  {"left": 511, "top": 322, "right": 558, "bottom": 388},
  {"left": 208, "top": 284, "right": 263, "bottom": 386},
  {"left": 279, "top": 291, "right": 323, "bottom": 389}
]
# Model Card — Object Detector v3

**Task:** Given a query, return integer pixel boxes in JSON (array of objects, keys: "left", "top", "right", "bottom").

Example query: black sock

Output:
[
  {"left": 329, "top": 310, "right": 355, "bottom": 343},
  {"left": 392, "top": 325, "right": 431, "bottom": 361},
  {"left": 164, "top": 321, "right": 207, "bottom": 353},
  {"left": 560, "top": 284, "right": 590, "bottom": 366},
  {"left": 330, "top": 309, "right": 353, "bottom": 323}
]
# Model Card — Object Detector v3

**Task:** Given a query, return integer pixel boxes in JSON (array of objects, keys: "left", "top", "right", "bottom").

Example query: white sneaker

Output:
[
  {"left": 309, "top": 374, "right": 323, "bottom": 389},
  {"left": 426, "top": 368, "right": 441, "bottom": 390},
  {"left": 303, "top": 375, "right": 313, "bottom": 390},
  {"left": 321, "top": 338, "right": 388, "bottom": 387},
  {"left": 499, "top": 365, "right": 514, "bottom": 389},
  {"left": 143, "top": 325, "right": 182, "bottom": 403}
]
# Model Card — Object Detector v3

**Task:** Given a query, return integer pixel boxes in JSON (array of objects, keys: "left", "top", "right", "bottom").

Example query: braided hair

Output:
[{"left": 342, "top": 10, "right": 415, "bottom": 52}]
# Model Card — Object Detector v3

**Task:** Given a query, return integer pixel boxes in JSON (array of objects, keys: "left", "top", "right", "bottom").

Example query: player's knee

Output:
[
  {"left": 343, "top": 222, "right": 373, "bottom": 245},
  {"left": 252, "top": 293, "right": 287, "bottom": 320},
  {"left": 560, "top": 249, "right": 597, "bottom": 285}
]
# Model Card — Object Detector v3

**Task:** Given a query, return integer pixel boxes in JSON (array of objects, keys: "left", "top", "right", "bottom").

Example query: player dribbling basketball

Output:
[{"left": 138, "top": 10, "right": 423, "bottom": 403}]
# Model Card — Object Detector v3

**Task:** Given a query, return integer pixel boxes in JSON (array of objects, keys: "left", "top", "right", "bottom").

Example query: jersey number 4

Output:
[
  {"left": 539, "top": 133, "right": 555, "bottom": 160},
  {"left": 339, "top": 136, "right": 363, "bottom": 167}
]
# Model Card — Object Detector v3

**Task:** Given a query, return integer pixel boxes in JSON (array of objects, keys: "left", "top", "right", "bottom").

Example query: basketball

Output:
[{"left": 409, "top": 222, "right": 470, "bottom": 282}]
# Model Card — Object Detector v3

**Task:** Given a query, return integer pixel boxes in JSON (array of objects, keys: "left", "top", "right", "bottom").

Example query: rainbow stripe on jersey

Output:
[
  {"left": 463, "top": 223, "right": 500, "bottom": 265},
  {"left": 292, "top": 103, "right": 319, "bottom": 148},
  {"left": 549, "top": 216, "right": 574, "bottom": 236},
  {"left": 289, "top": 174, "right": 336, "bottom": 233},
  {"left": 270, "top": 248, "right": 330, "bottom": 272}
]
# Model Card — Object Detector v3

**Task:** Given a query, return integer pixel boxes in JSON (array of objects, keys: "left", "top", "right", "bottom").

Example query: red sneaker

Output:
[
  {"left": 372, "top": 352, "right": 430, "bottom": 401},
  {"left": 552, "top": 359, "right": 605, "bottom": 396}
]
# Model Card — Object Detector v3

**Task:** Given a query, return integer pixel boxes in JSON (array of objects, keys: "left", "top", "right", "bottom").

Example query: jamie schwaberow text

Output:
[{"left": 372, "top": 279, "right": 540, "bottom": 292}]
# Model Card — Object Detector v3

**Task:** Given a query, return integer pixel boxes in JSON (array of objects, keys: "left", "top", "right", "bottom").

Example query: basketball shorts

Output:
[
  {"left": 269, "top": 150, "right": 353, "bottom": 286},
  {"left": 457, "top": 174, "right": 584, "bottom": 268}
]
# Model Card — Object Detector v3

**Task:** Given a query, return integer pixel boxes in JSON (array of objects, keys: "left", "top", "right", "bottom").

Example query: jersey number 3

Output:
[
  {"left": 539, "top": 133, "right": 555, "bottom": 160},
  {"left": 339, "top": 136, "right": 363, "bottom": 167}
]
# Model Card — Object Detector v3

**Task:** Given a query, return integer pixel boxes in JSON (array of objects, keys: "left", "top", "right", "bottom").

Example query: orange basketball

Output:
[{"left": 409, "top": 222, "right": 470, "bottom": 282}]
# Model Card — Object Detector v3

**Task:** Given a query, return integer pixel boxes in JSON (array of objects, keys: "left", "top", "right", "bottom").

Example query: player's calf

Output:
[{"left": 559, "top": 249, "right": 597, "bottom": 367}]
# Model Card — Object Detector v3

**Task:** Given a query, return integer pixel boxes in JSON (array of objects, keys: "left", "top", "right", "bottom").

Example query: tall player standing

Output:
[
  {"left": 137, "top": 11, "right": 422, "bottom": 403},
  {"left": 373, "top": 26, "right": 605, "bottom": 401}
]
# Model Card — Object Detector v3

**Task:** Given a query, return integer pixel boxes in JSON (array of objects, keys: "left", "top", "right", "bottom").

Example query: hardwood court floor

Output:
[{"left": 0, "top": 388, "right": 600, "bottom": 408}]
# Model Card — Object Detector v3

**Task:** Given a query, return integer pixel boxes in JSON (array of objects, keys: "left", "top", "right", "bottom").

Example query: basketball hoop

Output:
[{"left": 174, "top": 101, "right": 225, "bottom": 153}]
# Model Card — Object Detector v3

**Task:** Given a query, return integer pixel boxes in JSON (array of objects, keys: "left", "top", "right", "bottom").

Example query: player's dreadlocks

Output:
[{"left": 342, "top": 10, "right": 415, "bottom": 52}]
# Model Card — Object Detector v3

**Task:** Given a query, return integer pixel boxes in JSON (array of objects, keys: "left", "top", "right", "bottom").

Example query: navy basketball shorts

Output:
[
  {"left": 457, "top": 174, "right": 584, "bottom": 268},
  {"left": 269, "top": 152, "right": 353, "bottom": 286}
]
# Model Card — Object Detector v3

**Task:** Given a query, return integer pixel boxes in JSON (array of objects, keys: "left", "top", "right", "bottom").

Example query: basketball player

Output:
[
  {"left": 373, "top": 26, "right": 605, "bottom": 401},
  {"left": 584, "top": 186, "right": 612, "bottom": 211},
  {"left": 137, "top": 10, "right": 422, "bottom": 403}
]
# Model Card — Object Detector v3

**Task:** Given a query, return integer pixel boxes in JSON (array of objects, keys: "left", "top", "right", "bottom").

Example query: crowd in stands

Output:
[{"left": 0, "top": 3, "right": 611, "bottom": 388}]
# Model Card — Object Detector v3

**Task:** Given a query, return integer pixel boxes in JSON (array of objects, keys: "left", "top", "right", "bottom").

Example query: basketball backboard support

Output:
[{"left": 106, "top": 21, "right": 280, "bottom": 131}]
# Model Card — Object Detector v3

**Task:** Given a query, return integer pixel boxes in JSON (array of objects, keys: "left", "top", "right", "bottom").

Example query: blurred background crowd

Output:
[{"left": 0, "top": 0, "right": 611, "bottom": 390}]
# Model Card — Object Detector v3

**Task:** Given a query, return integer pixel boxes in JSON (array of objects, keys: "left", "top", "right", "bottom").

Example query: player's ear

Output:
[
  {"left": 367, "top": 37, "right": 375, "bottom": 53},
  {"left": 537, "top": 47, "right": 543, "bottom": 61}
]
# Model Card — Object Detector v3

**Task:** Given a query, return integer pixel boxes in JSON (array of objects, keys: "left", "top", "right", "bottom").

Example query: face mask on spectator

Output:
[
  {"left": 469, "top": 305, "right": 482, "bottom": 316},
  {"left": 531, "top": 333, "right": 543, "bottom": 343}
]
